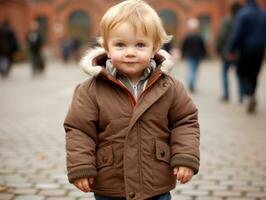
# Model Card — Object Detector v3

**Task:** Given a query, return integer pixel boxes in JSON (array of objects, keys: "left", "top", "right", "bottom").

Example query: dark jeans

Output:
[
  {"left": 221, "top": 60, "right": 231, "bottom": 99},
  {"left": 221, "top": 60, "right": 243, "bottom": 102},
  {"left": 0, "top": 56, "right": 11, "bottom": 77},
  {"left": 94, "top": 192, "right": 171, "bottom": 200},
  {"left": 236, "top": 48, "right": 264, "bottom": 97}
]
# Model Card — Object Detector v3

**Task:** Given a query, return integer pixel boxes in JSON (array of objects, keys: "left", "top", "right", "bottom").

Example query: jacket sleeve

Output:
[
  {"left": 227, "top": 12, "right": 244, "bottom": 53},
  {"left": 216, "top": 17, "right": 229, "bottom": 55},
  {"left": 168, "top": 80, "right": 200, "bottom": 174},
  {"left": 64, "top": 79, "right": 98, "bottom": 183}
]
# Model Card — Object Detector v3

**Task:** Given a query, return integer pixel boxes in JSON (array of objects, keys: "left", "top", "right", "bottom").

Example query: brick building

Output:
[{"left": 0, "top": 0, "right": 266, "bottom": 55}]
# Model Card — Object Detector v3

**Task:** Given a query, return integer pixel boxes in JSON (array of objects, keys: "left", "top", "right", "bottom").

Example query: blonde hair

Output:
[{"left": 99, "top": 0, "right": 172, "bottom": 53}]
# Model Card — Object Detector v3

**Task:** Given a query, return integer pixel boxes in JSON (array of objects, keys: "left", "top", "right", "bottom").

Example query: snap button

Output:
[
  {"left": 160, "top": 151, "right": 165, "bottom": 157},
  {"left": 102, "top": 156, "right": 107, "bottom": 163},
  {"left": 129, "top": 191, "right": 135, "bottom": 198},
  {"left": 162, "top": 82, "right": 168, "bottom": 87}
]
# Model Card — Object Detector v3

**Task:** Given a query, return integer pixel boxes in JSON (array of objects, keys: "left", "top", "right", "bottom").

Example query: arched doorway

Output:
[
  {"left": 68, "top": 10, "right": 91, "bottom": 44},
  {"left": 198, "top": 15, "right": 211, "bottom": 44},
  {"left": 158, "top": 9, "right": 178, "bottom": 46},
  {"left": 36, "top": 16, "right": 48, "bottom": 44}
]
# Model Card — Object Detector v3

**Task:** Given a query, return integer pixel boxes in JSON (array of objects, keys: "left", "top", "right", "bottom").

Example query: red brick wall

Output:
[{"left": 1, "top": 0, "right": 266, "bottom": 55}]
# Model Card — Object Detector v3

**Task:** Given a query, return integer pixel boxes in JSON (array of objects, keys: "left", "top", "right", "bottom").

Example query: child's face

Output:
[{"left": 106, "top": 22, "right": 155, "bottom": 82}]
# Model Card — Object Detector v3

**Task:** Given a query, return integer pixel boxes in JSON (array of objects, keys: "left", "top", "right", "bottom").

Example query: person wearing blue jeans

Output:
[
  {"left": 181, "top": 18, "right": 206, "bottom": 93},
  {"left": 216, "top": 2, "right": 242, "bottom": 102},
  {"left": 221, "top": 60, "right": 230, "bottom": 101},
  {"left": 221, "top": 60, "right": 243, "bottom": 103},
  {"left": 187, "top": 57, "right": 200, "bottom": 93},
  {"left": 227, "top": 0, "right": 266, "bottom": 113},
  {"left": 95, "top": 192, "right": 171, "bottom": 200}
]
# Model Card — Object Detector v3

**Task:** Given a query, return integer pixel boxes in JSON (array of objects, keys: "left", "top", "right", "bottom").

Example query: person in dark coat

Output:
[
  {"left": 227, "top": 0, "right": 266, "bottom": 113},
  {"left": 216, "top": 2, "right": 242, "bottom": 102},
  {"left": 26, "top": 21, "right": 45, "bottom": 75},
  {"left": 181, "top": 18, "right": 206, "bottom": 93},
  {"left": 0, "top": 20, "right": 19, "bottom": 78}
]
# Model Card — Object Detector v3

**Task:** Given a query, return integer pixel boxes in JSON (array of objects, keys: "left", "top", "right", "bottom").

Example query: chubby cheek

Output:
[
  {"left": 109, "top": 54, "right": 123, "bottom": 67},
  {"left": 139, "top": 55, "right": 153, "bottom": 66}
]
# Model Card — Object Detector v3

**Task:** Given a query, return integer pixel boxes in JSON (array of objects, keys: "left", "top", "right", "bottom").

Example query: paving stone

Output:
[
  {"left": 181, "top": 190, "right": 210, "bottom": 196},
  {"left": 61, "top": 184, "right": 76, "bottom": 190},
  {"left": 13, "top": 195, "right": 45, "bottom": 200},
  {"left": 78, "top": 198, "right": 96, "bottom": 200},
  {"left": 212, "top": 191, "right": 243, "bottom": 197},
  {"left": 232, "top": 186, "right": 262, "bottom": 192},
  {"left": 38, "top": 189, "right": 66, "bottom": 196},
  {"left": 68, "top": 190, "right": 91, "bottom": 198},
  {"left": 196, "top": 197, "right": 223, "bottom": 200},
  {"left": 0, "top": 169, "right": 14, "bottom": 174},
  {"left": 171, "top": 194, "right": 192, "bottom": 200},
  {"left": 35, "top": 183, "right": 59, "bottom": 189},
  {"left": 47, "top": 198, "right": 76, "bottom": 200},
  {"left": 0, "top": 186, "right": 9, "bottom": 192},
  {"left": 226, "top": 198, "right": 255, "bottom": 200},
  {"left": 198, "top": 184, "right": 228, "bottom": 191},
  {"left": 246, "top": 192, "right": 266, "bottom": 198},
  {"left": 251, "top": 180, "right": 266, "bottom": 187},
  {"left": 5, "top": 183, "right": 32, "bottom": 188},
  {"left": 1, "top": 61, "right": 266, "bottom": 199},
  {"left": 12, "top": 188, "right": 37, "bottom": 195},
  {"left": 0, "top": 193, "right": 14, "bottom": 200},
  {"left": 218, "top": 180, "right": 249, "bottom": 187}
]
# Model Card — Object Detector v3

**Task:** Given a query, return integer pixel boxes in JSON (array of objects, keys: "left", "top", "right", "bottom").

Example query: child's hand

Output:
[
  {"left": 73, "top": 177, "right": 94, "bottom": 192},
  {"left": 173, "top": 166, "right": 194, "bottom": 184}
]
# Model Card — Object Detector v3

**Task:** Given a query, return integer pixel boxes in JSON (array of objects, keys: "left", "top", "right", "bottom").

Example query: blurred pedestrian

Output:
[
  {"left": 227, "top": 0, "right": 266, "bottom": 113},
  {"left": 0, "top": 20, "right": 19, "bottom": 78},
  {"left": 162, "top": 40, "right": 173, "bottom": 53},
  {"left": 216, "top": 2, "right": 242, "bottom": 102},
  {"left": 60, "top": 35, "right": 72, "bottom": 64},
  {"left": 64, "top": 0, "right": 200, "bottom": 199},
  {"left": 181, "top": 18, "right": 206, "bottom": 93},
  {"left": 26, "top": 20, "right": 45, "bottom": 75},
  {"left": 71, "top": 37, "right": 81, "bottom": 62}
]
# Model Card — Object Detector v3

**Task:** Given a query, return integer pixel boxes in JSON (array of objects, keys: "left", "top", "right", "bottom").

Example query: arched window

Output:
[
  {"left": 198, "top": 15, "right": 211, "bottom": 43},
  {"left": 36, "top": 16, "right": 48, "bottom": 43},
  {"left": 68, "top": 10, "right": 91, "bottom": 44},
  {"left": 158, "top": 9, "right": 178, "bottom": 45}
]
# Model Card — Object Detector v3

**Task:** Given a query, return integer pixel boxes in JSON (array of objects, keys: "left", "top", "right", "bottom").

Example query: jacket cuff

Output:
[
  {"left": 68, "top": 167, "right": 97, "bottom": 183},
  {"left": 170, "top": 154, "right": 199, "bottom": 174}
]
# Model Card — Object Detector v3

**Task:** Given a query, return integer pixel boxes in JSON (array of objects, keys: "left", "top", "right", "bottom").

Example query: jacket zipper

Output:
[
  {"left": 107, "top": 78, "right": 136, "bottom": 107},
  {"left": 139, "top": 73, "right": 162, "bottom": 99},
  {"left": 107, "top": 72, "right": 162, "bottom": 107}
]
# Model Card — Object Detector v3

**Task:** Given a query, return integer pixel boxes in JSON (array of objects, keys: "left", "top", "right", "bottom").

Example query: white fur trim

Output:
[
  {"left": 157, "top": 49, "right": 175, "bottom": 74},
  {"left": 79, "top": 47, "right": 175, "bottom": 76},
  {"left": 79, "top": 47, "right": 105, "bottom": 76}
]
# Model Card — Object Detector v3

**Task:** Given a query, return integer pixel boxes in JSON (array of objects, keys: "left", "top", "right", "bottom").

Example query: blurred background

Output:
[
  {"left": 1, "top": 0, "right": 266, "bottom": 200},
  {"left": 0, "top": 0, "right": 265, "bottom": 60}
]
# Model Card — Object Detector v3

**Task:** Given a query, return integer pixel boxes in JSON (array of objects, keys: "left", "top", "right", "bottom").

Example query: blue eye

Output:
[
  {"left": 115, "top": 42, "right": 125, "bottom": 48},
  {"left": 136, "top": 43, "right": 146, "bottom": 48}
]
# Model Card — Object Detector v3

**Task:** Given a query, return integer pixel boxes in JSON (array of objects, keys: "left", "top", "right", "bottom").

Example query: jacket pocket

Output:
[
  {"left": 96, "top": 145, "right": 113, "bottom": 169},
  {"left": 155, "top": 140, "right": 170, "bottom": 164},
  {"left": 93, "top": 145, "right": 123, "bottom": 190},
  {"left": 152, "top": 139, "right": 176, "bottom": 187}
]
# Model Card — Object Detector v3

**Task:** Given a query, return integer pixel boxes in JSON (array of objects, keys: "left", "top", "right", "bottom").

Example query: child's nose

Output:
[{"left": 124, "top": 47, "right": 136, "bottom": 57}]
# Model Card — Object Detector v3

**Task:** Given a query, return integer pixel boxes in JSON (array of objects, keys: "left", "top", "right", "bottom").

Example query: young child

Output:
[{"left": 64, "top": 0, "right": 200, "bottom": 199}]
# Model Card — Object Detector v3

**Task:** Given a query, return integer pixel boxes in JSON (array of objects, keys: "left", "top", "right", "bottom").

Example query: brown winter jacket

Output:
[{"left": 64, "top": 48, "right": 200, "bottom": 200}]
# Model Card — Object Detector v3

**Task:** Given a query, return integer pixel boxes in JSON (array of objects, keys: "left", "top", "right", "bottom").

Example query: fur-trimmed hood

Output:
[{"left": 80, "top": 47, "right": 175, "bottom": 77}]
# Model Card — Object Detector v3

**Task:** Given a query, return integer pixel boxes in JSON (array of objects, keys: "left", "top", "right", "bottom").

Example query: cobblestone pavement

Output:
[{"left": 0, "top": 59, "right": 266, "bottom": 200}]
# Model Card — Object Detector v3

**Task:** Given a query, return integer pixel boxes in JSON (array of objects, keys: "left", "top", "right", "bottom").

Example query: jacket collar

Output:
[{"left": 79, "top": 47, "right": 175, "bottom": 77}]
